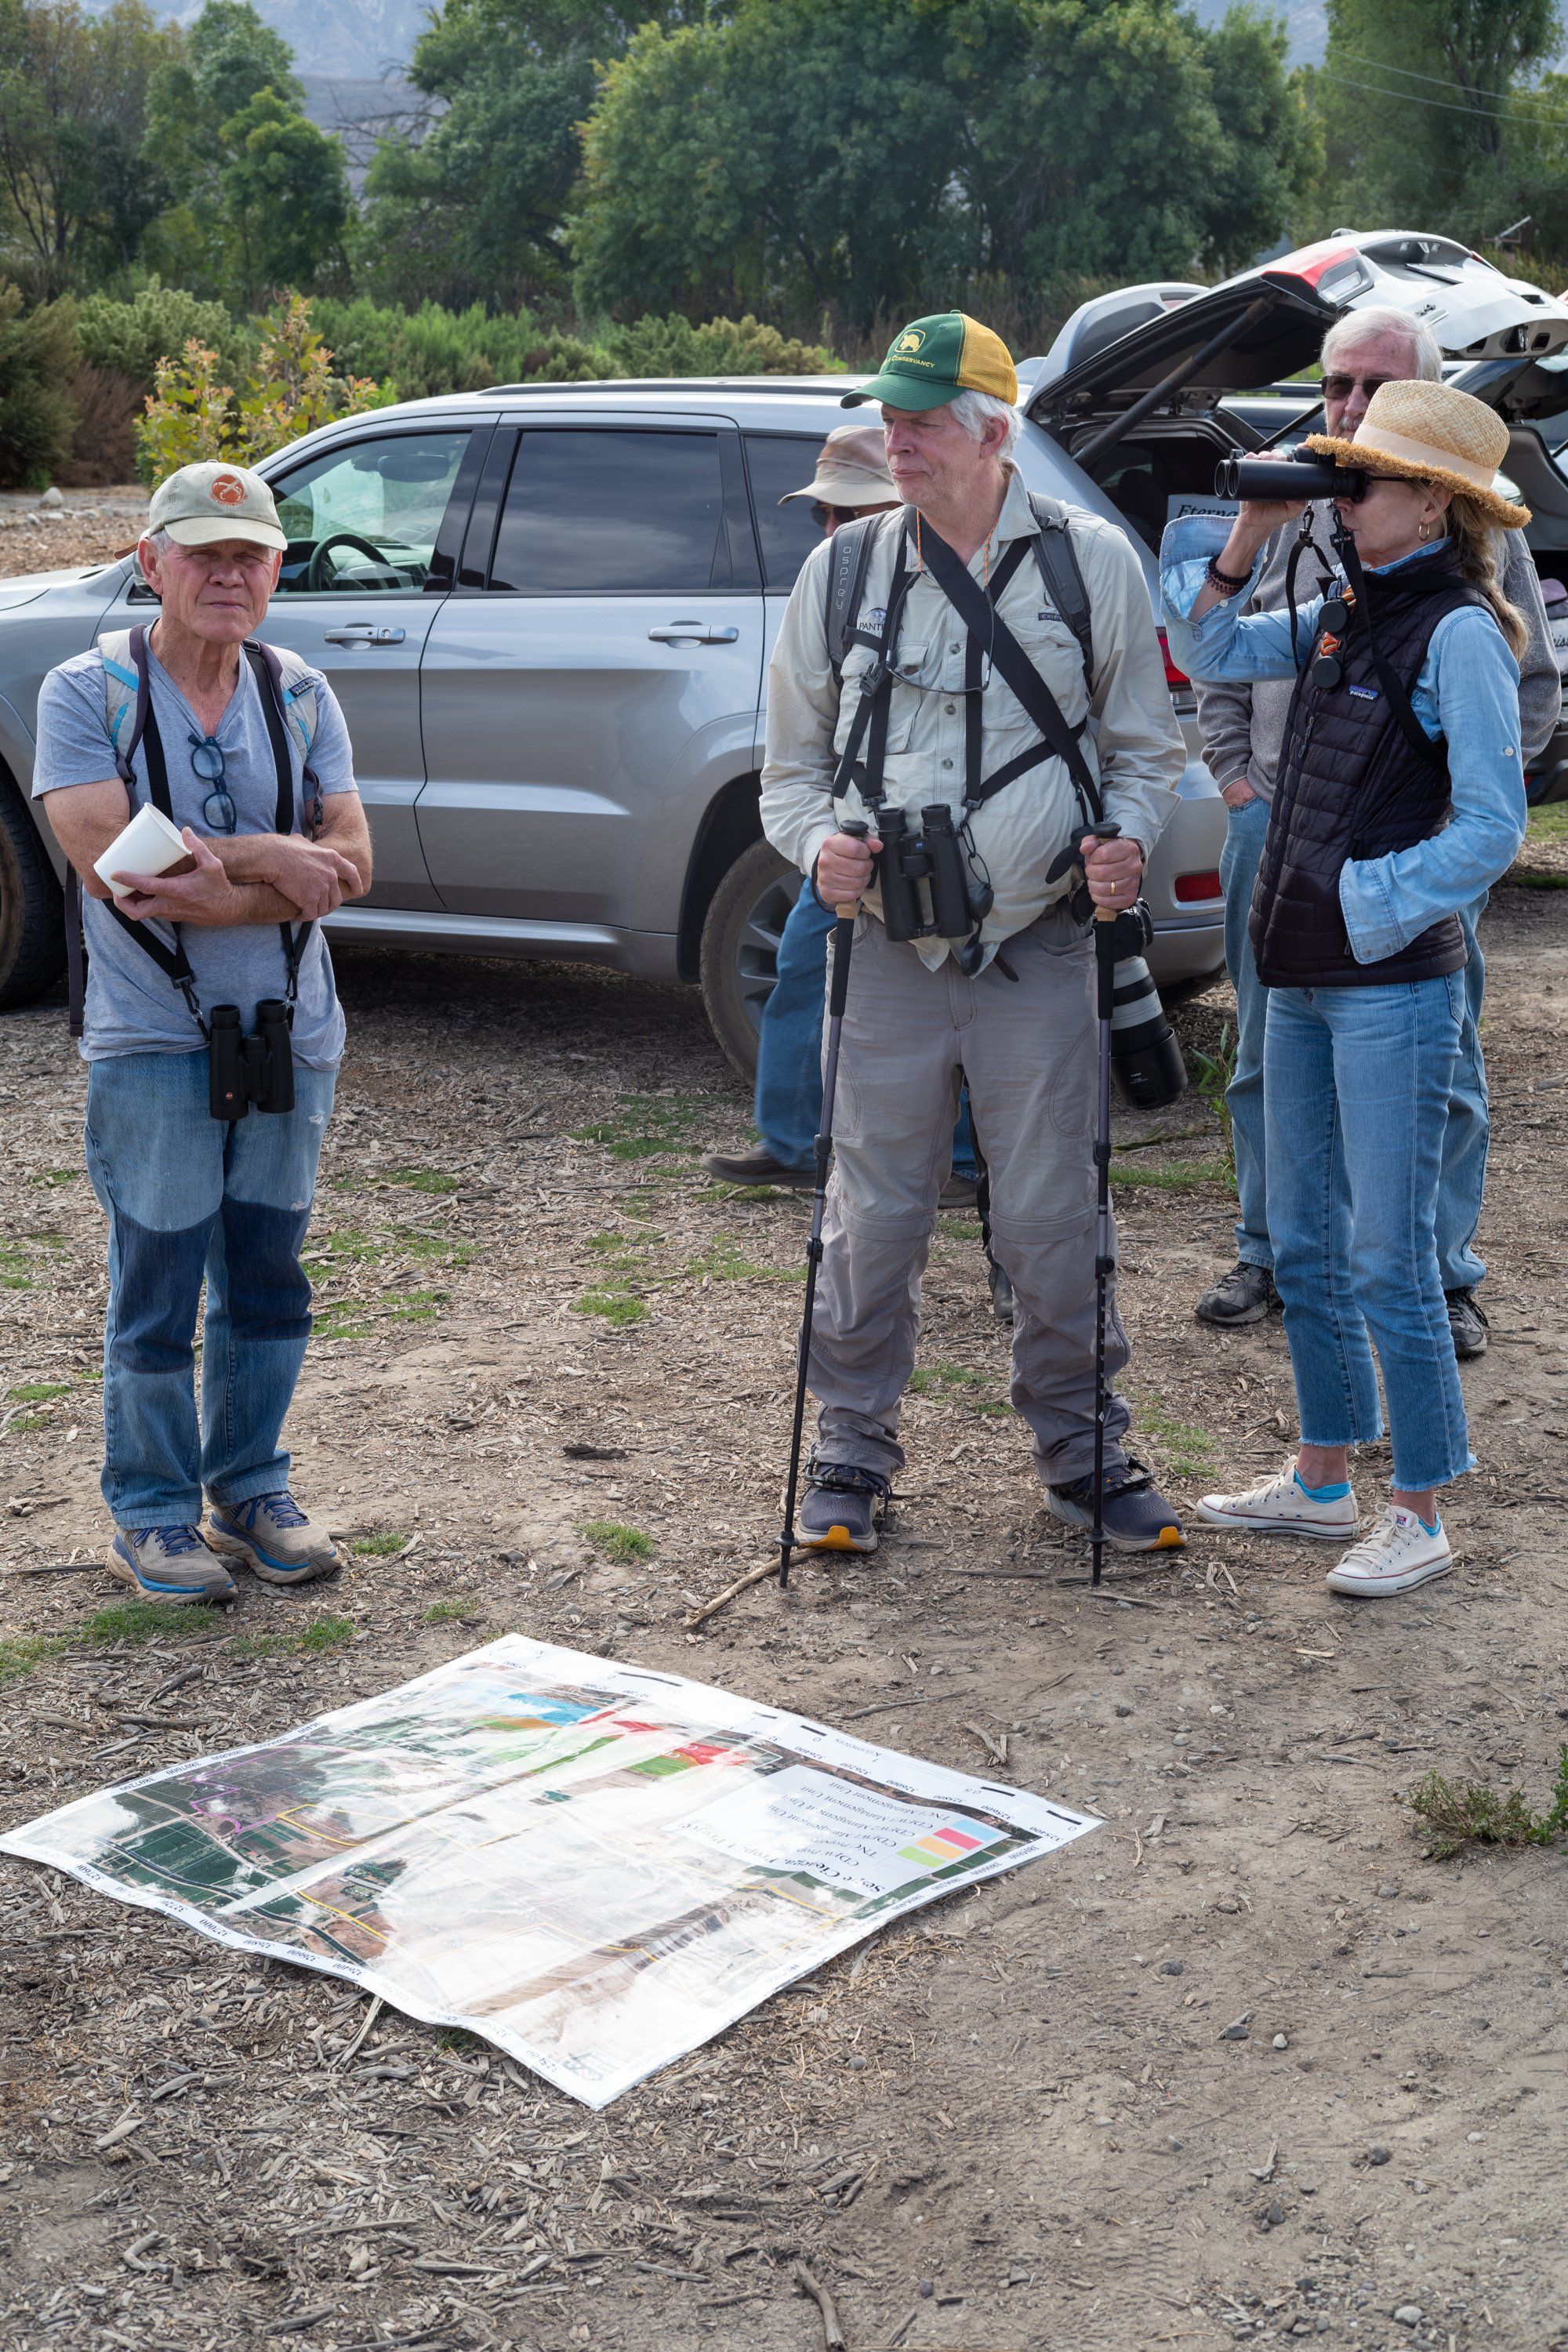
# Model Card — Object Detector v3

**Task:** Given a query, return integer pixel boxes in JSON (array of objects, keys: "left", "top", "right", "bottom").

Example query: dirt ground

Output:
[
  {"left": 0, "top": 491, "right": 146, "bottom": 578},
  {"left": 2, "top": 798, "right": 1566, "bottom": 2352}
]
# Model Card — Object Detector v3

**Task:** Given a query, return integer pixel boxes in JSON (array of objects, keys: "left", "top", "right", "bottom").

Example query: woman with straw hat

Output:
[{"left": 1158, "top": 380, "right": 1531, "bottom": 1601}]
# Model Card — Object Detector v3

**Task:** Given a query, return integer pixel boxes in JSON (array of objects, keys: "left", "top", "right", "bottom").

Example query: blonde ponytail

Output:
[{"left": 1445, "top": 497, "right": 1528, "bottom": 661}]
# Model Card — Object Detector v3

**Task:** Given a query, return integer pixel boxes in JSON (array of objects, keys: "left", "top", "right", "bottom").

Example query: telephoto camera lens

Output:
[{"left": 1109, "top": 956, "right": 1186, "bottom": 1110}]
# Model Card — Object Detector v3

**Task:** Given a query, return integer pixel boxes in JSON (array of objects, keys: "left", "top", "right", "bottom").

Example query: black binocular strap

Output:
[
  {"left": 1330, "top": 528, "right": 1447, "bottom": 775},
  {"left": 830, "top": 538, "right": 914, "bottom": 805},
  {"left": 100, "top": 649, "right": 205, "bottom": 1025},
  {"left": 916, "top": 522, "right": 1104, "bottom": 826},
  {"left": 242, "top": 641, "right": 313, "bottom": 1002}
]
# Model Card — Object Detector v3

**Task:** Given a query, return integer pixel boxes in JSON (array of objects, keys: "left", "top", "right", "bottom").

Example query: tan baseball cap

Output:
[
  {"left": 147, "top": 461, "right": 287, "bottom": 552},
  {"left": 779, "top": 425, "right": 898, "bottom": 510}
]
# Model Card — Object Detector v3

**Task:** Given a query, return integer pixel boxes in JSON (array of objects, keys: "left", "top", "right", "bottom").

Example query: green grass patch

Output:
[
  {"left": 1405, "top": 1745, "right": 1568, "bottom": 1860},
  {"left": 0, "top": 1244, "right": 33, "bottom": 1290},
  {"left": 1112, "top": 1157, "right": 1234, "bottom": 1192},
  {"left": 351, "top": 1531, "right": 406, "bottom": 1556},
  {"left": 574, "top": 1287, "right": 649, "bottom": 1326},
  {"left": 8, "top": 1412, "right": 48, "bottom": 1432},
  {"left": 686, "top": 1236, "right": 801, "bottom": 1283},
  {"left": 81, "top": 1600, "right": 225, "bottom": 1646},
  {"left": 937, "top": 1216, "right": 983, "bottom": 1241},
  {"left": 233, "top": 1613, "right": 356, "bottom": 1661},
  {"left": 383, "top": 1166, "right": 459, "bottom": 1194},
  {"left": 313, "top": 1317, "right": 372, "bottom": 1341},
  {"left": 699, "top": 1181, "right": 793, "bottom": 1203},
  {"left": 30, "top": 1169, "right": 78, "bottom": 1189},
  {"left": 579, "top": 1519, "right": 655, "bottom": 1564},
  {"left": 384, "top": 1287, "right": 446, "bottom": 1325},
  {"left": 909, "top": 1362, "right": 1007, "bottom": 1416},
  {"left": 1526, "top": 801, "right": 1568, "bottom": 844},
  {"left": 423, "top": 1598, "right": 478, "bottom": 1623},
  {"left": 0, "top": 1633, "right": 67, "bottom": 1684},
  {"left": 1514, "top": 871, "right": 1568, "bottom": 889},
  {"left": 570, "top": 1092, "right": 704, "bottom": 1162},
  {"left": 1134, "top": 1399, "right": 1218, "bottom": 1481},
  {"left": 7, "top": 1382, "right": 72, "bottom": 1404}
]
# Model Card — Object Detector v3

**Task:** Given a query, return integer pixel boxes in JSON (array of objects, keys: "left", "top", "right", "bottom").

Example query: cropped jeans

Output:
[
  {"left": 84, "top": 1049, "right": 334, "bottom": 1529},
  {"left": 755, "top": 881, "right": 976, "bottom": 1178},
  {"left": 1263, "top": 972, "right": 1472, "bottom": 1494}
]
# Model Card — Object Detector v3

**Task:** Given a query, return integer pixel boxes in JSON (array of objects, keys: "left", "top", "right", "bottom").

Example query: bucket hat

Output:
[
  {"left": 1305, "top": 380, "right": 1530, "bottom": 529},
  {"left": 779, "top": 425, "right": 898, "bottom": 510},
  {"left": 147, "top": 460, "right": 288, "bottom": 552},
  {"left": 842, "top": 311, "right": 1017, "bottom": 412}
]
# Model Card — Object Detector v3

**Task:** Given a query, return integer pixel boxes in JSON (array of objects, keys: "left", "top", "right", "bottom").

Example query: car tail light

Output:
[
  {"left": 1156, "top": 628, "right": 1190, "bottom": 691},
  {"left": 1174, "top": 869, "right": 1223, "bottom": 903}
]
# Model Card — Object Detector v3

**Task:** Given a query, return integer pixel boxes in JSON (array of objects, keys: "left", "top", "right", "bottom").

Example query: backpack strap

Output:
[
  {"left": 1025, "top": 492, "right": 1094, "bottom": 693},
  {"left": 824, "top": 514, "right": 884, "bottom": 685}
]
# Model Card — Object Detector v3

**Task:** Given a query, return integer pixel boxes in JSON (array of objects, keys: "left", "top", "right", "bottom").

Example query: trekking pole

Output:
[
  {"left": 779, "top": 821, "right": 869, "bottom": 1591},
  {"left": 1088, "top": 822, "right": 1123, "bottom": 1590}
]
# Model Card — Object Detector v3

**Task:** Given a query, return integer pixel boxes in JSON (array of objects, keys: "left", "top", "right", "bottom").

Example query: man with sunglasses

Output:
[
  {"left": 32, "top": 462, "right": 372, "bottom": 1604},
  {"left": 706, "top": 428, "right": 982, "bottom": 1213},
  {"left": 1192, "top": 307, "right": 1558, "bottom": 1357}
]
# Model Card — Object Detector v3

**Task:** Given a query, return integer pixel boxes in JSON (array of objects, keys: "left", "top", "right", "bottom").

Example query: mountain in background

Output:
[
  {"left": 1188, "top": 0, "right": 1326, "bottom": 64},
  {"left": 76, "top": 0, "right": 434, "bottom": 77}
]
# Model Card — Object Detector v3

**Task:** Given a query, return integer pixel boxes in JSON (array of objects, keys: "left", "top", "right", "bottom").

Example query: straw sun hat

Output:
[{"left": 1305, "top": 379, "right": 1529, "bottom": 530}]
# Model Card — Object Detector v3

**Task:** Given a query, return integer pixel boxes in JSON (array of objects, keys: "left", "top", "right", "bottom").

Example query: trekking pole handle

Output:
[
  {"left": 1086, "top": 819, "right": 1122, "bottom": 926},
  {"left": 835, "top": 818, "right": 871, "bottom": 917}
]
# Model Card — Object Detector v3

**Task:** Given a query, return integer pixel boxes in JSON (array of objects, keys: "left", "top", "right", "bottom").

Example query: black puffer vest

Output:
[{"left": 1250, "top": 542, "right": 1486, "bottom": 989}]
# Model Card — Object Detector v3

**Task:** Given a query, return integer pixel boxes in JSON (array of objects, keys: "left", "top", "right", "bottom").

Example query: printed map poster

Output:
[{"left": 0, "top": 1637, "right": 1096, "bottom": 2107}]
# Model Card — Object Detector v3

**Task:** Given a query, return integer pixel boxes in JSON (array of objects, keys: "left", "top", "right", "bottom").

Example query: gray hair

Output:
[
  {"left": 949, "top": 387, "right": 1022, "bottom": 459},
  {"left": 137, "top": 525, "right": 174, "bottom": 579},
  {"left": 1320, "top": 306, "right": 1443, "bottom": 382}
]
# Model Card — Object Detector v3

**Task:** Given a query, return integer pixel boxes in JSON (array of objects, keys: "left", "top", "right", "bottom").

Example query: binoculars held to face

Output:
[
  {"left": 209, "top": 1000, "right": 296, "bottom": 1120},
  {"left": 875, "top": 804, "right": 994, "bottom": 946},
  {"left": 1214, "top": 445, "right": 1369, "bottom": 505}
]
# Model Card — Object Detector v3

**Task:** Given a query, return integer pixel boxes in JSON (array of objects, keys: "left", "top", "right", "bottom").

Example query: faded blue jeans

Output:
[
  {"left": 1434, "top": 891, "right": 1489, "bottom": 1294},
  {"left": 84, "top": 1049, "right": 335, "bottom": 1529},
  {"left": 756, "top": 883, "right": 976, "bottom": 1178},
  {"left": 1263, "top": 973, "right": 1473, "bottom": 1494},
  {"left": 1219, "top": 793, "right": 1272, "bottom": 1270}
]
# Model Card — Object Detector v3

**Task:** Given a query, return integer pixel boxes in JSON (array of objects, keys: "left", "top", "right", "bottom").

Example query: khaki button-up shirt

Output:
[{"left": 759, "top": 467, "right": 1185, "bottom": 969}]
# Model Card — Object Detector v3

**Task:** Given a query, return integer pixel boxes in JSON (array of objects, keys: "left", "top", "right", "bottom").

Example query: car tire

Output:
[
  {"left": 0, "top": 769, "right": 64, "bottom": 1011},
  {"left": 699, "top": 835, "right": 803, "bottom": 1083}
]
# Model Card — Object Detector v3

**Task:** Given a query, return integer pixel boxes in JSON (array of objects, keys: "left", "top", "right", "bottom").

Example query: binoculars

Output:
[
  {"left": 209, "top": 999, "right": 296, "bottom": 1121},
  {"left": 1214, "top": 445, "right": 1368, "bottom": 504},
  {"left": 876, "top": 804, "right": 993, "bottom": 945}
]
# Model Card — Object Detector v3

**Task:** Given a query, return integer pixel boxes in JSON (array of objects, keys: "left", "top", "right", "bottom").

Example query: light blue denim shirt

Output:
[{"left": 1160, "top": 515, "right": 1527, "bottom": 965}]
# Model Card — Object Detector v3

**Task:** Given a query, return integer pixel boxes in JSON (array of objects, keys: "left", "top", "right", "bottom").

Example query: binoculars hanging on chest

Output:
[{"left": 875, "top": 804, "right": 993, "bottom": 943}]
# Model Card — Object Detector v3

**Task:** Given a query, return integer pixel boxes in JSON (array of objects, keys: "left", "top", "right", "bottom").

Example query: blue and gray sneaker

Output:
[
  {"left": 109, "top": 1524, "right": 237, "bottom": 1605},
  {"left": 1047, "top": 1461, "right": 1185, "bottom": 1553},
  {"left": 207, "top": 1492, "right": 340, "bottom": 1586},
  {"left": 797, "top": 1461, "right": 891, "bottom": 1555}
]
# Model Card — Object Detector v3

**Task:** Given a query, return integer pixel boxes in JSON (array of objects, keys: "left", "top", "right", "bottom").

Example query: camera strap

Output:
[
  {"left": 67, "top": 624, "right": 313, "bottom": 1039},
  {"left": 829, "top": 537, "right": 915, "bottom": 807}
]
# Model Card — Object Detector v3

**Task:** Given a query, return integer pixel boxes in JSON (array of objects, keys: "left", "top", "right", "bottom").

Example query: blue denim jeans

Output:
[
  {"left": 1433, "top": 891, "right": 1488, "bottom": 1294},
  {"left": 1219, "top": 793, "right": 1272, "bottom": 1269},
  {"left": 84, "top": 1050, "right": 335, "bottom": 1529},
  {"left": 1263, "top": 974, "right": 1473, "bottom": 1494},
  {"left": 755, "top": 884, "right": 976, "bottom": 1178}
]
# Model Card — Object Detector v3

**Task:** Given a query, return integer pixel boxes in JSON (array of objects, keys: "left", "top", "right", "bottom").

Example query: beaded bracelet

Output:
[{"left": 1205, "top": 557, "right": 1252, "bottom": 595}]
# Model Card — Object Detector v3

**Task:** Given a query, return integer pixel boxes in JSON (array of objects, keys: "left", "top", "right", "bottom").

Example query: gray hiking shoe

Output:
[
  {"left": 110, "top": 1524, "right": 237, "bottom": 1605},
  {"left": 797, "top": 1461, "right": 891, "bottom": 1554},
  {"left": 1196, "top": 1261, "right": 1280, "bottom": 1327},
  {"left": 207, "top": 1492, "right": 339, "bottom": 1585}
]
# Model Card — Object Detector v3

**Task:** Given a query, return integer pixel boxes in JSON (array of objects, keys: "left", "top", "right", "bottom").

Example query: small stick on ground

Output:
[
  {"left": 336, "top": 1992, "right": 384, "bottom": 2069},
  {"left": 685, "top": 1554, "right": 798, "bottom": 1630},
  {"left": 793, "top": 2259, "right": 848, "bottom": 2351}
]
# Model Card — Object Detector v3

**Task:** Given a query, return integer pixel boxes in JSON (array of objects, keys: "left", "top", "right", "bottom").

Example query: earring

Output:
[{"left": 1417, "top": 518, "right": 1432, "bottom": 540}]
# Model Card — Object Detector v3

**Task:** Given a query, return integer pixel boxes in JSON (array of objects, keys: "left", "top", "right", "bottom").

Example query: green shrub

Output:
[
  {"left": 77, "top": 278, "right": 238, "bottom": 392},
  {"left": 604, "top": 311, "right": 839, "bottom": 377},
  {"left": 136, "top": 293, "right": 387, "bottom": 484},
  {"left": 0, "top": 285, "right": 78, "bottom": 491}
]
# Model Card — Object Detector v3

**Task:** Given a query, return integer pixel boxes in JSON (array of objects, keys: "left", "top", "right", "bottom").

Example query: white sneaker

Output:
[
  {"left": 1196, "top": 1457, "right": 1361, "bottom": 1541},
  {"left": 1325, "top": 1506, "right": 1452, "bottom": 1599}
]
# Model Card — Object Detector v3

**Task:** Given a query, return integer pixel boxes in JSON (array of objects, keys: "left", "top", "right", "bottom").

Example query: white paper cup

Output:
[{"left": 94, "top": 804, "right": 194, "bottom": 899}]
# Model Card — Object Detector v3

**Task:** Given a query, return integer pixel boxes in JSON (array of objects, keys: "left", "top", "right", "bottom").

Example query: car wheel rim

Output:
[{"left": 731, "top": 867, "right": 801, "bottom": 1040}]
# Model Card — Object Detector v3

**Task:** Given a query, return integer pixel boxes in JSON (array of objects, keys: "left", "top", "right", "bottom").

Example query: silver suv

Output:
[{"left": 5, "top": 234, "right": 1558, "bottom": 1067}]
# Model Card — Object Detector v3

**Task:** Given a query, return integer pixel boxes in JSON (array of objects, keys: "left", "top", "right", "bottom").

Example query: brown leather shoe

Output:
[{"left": 701, "top": 1145, "right": 816, "bottom": 1190}]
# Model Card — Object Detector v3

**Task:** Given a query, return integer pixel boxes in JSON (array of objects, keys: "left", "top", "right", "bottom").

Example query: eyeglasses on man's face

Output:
[{"left": 1321, "top": 372, "right": 1397, "bottom": 406}]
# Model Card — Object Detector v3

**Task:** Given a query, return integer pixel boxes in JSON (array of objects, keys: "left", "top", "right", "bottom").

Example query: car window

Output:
[
  {"left": 271, "top": 431, "right": 470, "bottom": 594},
  {"left": 742, "top": 434, "right": 833, "bottom": 589},
  {"left": 488, "top": 430, "right": 724, "bottom": 593}
]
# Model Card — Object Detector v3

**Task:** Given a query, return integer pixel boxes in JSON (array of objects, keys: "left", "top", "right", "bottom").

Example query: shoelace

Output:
[
  {"left": 238, "top": 1491, "right": 309, "bottom": 1530},
  {"left": 135, "top": 1523, "right": 205, "bottom": 1555}
]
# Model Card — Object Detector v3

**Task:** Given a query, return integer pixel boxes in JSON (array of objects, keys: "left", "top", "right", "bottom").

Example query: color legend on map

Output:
[{"left": 896, "top": 1817, "right": 998, "bottom": 1869}]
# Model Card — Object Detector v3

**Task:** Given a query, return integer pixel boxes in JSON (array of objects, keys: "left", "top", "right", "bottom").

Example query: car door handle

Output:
[
  {"left": 323, "top": 624, "right": 407, "bottom": 646},
  {"left": 648, "top": 622, "right": 740, "bottom": 645}
]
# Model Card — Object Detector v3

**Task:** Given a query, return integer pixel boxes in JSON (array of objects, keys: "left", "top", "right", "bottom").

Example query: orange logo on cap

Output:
[{"left": 210, "top": 474, "right": 245, "bottom": 506}]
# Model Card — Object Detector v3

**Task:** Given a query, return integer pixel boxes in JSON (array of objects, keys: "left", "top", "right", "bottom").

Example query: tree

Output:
[
  {"left": 219, "top": 88, "right": 350, "bottom": 305},
  {"left": 357, "top": 0, "right": 716, "bottom": 310},
  {"left": 1315, "top": 0, "right": 1563, "bottom": 241},
  {"left": 570, "top": 0, "right": 1313, "bottom": 330},
  {"left": 0, "top": 0, "right": 177, "bottom": 296}
]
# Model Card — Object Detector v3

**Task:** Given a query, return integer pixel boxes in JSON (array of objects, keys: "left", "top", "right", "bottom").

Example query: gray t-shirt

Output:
[{"left": 34, "top": 640, "right": 358, "bottom": 1066}]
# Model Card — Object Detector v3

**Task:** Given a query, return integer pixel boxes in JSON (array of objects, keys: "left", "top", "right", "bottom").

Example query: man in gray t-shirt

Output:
[
  {"left": 33, "top": 459, "right": 373, "bottom": 1605},
  {"left": 1192, "top": 310, "right": 1559, "bottom": 1361}
]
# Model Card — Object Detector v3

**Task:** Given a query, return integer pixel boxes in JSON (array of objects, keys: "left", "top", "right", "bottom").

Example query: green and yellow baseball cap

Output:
[{"left": 842, "top": 310, "right": 1018, "bottom": 412}]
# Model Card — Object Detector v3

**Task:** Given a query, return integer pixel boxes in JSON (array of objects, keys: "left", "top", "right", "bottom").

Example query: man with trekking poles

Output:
[{"left": 760, "top": 311, "right": 1189, "bottom": 1563}]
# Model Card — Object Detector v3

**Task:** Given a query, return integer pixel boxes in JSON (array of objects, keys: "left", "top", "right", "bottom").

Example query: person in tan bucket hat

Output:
[
  {"left": 1156, "top": 379, "right": 1533, "bottom": 1602},
  {"left": 778, "top": 425, "right": 900, "bottom": 532}
]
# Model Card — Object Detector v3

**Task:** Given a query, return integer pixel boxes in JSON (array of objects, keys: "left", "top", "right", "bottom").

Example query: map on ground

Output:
[{"left": 0, "top": 1636, "right": 1096, "bottom": 2106}]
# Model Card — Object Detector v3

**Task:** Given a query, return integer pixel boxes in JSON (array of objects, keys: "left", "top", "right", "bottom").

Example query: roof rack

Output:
[{"left": 480, "top": 375, "right": 860, "bottom": 398}]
